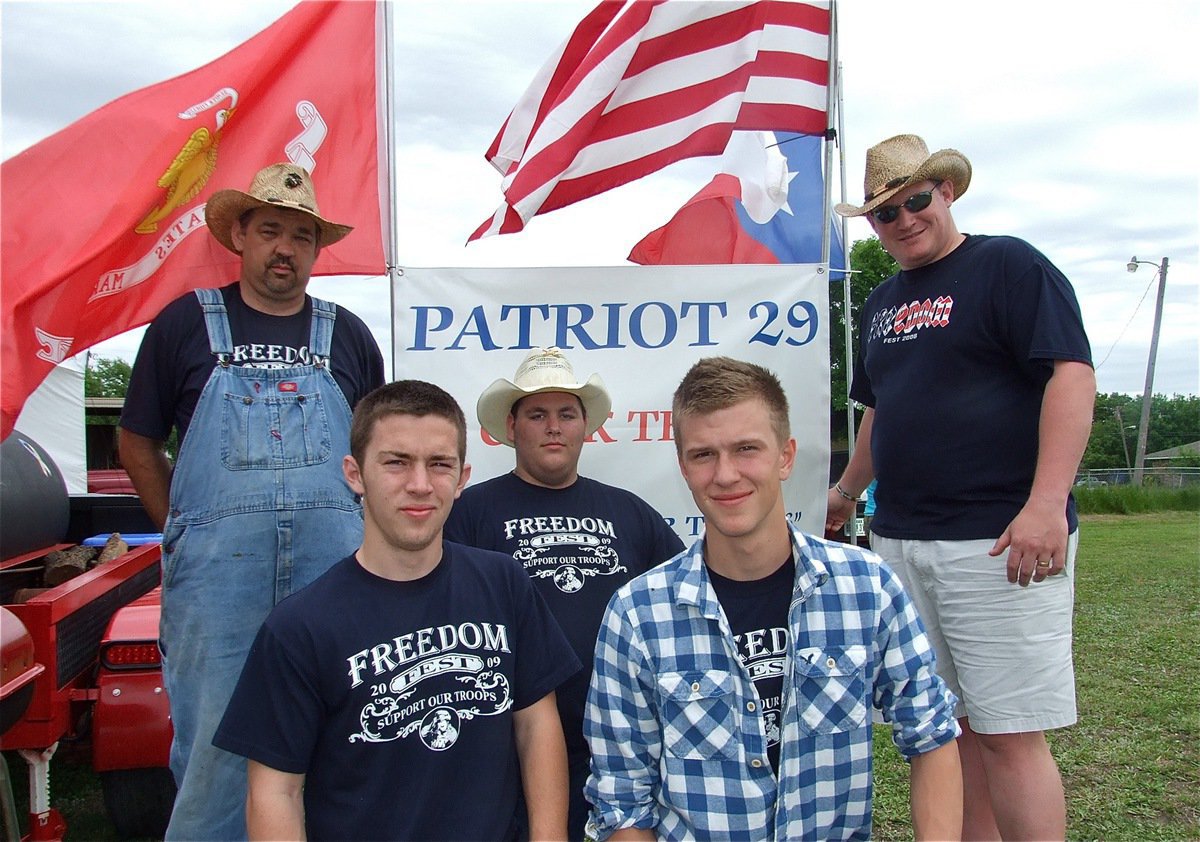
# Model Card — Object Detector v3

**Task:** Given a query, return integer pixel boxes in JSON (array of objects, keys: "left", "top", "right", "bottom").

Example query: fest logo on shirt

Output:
[
  {"left": 346, "top": 621, "right": 513, "bottom": 751},
  {"left": 866, "top": 296, "right": 954, "bottom": 345},
  {"left": 504, "top": 514, "right": 628, "bottom": 593},
  {"left": 733, "top": 626, "right": 789, "bottom": 748}
]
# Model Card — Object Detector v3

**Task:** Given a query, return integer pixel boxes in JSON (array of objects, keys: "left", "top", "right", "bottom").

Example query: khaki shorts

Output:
[{"left": 870, "top": 532, "right": 1078, "bottom": 734}]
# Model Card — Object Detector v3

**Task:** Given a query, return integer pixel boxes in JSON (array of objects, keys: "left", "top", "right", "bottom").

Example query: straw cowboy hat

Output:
[
  {"left": 477, "top": 347, "right": 612, "bottom": 446},
  {"left": 205, "top": 162, "right": 353, "bottom": 253},
  {"left": 835, "top": 134, "right": 971, "bottom": 217}
]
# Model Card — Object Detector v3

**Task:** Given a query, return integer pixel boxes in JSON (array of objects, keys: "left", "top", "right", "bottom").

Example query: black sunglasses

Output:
[{"left": 871, "top": 182, "right": 942, "bottom": 224}]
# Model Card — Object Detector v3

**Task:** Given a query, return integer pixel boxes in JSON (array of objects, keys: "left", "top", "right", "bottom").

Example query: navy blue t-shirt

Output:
[
  {"left": 444, "top": 472, "right": 683, "bottom": 834},
  {"left": 214, "top": 544, "right": 580, "bottom": 841},
  {"left": 850, "top": 234, "right": 1092, "bottom": 540},
  {"left": 121, "top": 283, "right": 383, "bottom": 444},
  {"left": 707, "top": 556, "right": 794, "bottom": 774}
]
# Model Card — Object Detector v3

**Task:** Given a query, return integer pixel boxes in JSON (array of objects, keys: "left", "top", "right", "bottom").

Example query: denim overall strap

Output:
[
  {"left": 159, "top": 293, "right": 362, "bottom": 841},
  {"left": 194, "top": 288, "right": 233, "bottom": 362},
  {"left": 309, "top": 296, "right": 336, "bottom": 358}
]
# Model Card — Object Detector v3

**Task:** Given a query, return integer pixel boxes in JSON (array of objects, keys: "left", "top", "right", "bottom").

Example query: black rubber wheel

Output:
[{"left": 100, "top": 767, "right": 176, "bottom": 840}]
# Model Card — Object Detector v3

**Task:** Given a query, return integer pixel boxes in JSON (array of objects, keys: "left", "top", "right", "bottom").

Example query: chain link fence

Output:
[{"left": 1075, "top": 467, "right": 1200, "bottom": 488}]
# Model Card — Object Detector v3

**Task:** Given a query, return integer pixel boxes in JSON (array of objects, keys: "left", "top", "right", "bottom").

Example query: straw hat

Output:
[
  {"left": 205, "top": 163, "right": 353, "bottom": 253},
  {"left": 835, "top": 134, "right": 971, "bottom": 217},
  {"left": 477, "top": 348, "right": 612, "bottom": 446}
]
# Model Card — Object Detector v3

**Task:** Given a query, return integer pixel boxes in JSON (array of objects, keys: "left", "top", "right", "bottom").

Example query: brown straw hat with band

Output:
[
  {"left": 835, "top": 134, "right": 971, "bottom": 218},
  {"left": 205, "top": 162, "right": 353, "bottom": 254}
]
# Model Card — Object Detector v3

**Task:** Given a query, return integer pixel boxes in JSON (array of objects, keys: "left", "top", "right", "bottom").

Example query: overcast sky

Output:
[{"left": 3, "top": 0, "right": 1197, "bottom": 397}]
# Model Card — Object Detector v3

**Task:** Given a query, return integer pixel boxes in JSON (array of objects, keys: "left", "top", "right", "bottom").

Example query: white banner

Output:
[
  {"left": 14, "top": 355, "right": 86, "bottom": 494},
  {"left": 393, "top": 264, "right": 829, "bottom": 543}
]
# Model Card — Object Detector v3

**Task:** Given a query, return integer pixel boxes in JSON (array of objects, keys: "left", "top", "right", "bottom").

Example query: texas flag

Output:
[{"left": 628, "top": 131, "right": 843, "bottom": 271}]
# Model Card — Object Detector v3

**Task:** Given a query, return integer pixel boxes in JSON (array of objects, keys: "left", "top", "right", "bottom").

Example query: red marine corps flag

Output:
[
  {"left": 1, "top": 1, "right": 388, "bottom": 440},
  {"left": 471, "top": 0, "right": 830, "bottom": 241}
]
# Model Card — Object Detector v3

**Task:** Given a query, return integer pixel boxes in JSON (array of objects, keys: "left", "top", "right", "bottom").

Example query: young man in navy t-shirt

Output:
[
  {"left": 215, "top": 381, "right": 579, "bottom": 840},
  {"left": 445, "top": 347, "right": 683, "bottom": 839}
]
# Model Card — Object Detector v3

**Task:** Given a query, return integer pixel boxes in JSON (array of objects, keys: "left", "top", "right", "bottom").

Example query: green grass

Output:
[
  {"left": 872, "top": 511, "right": 1200, "bottom": 841},
  {"left": 1073, "top": 484, "right": 1200, "bottom": 514},
  {"left": 5, "top": 513, "right": 1199, "bottom": 840}
]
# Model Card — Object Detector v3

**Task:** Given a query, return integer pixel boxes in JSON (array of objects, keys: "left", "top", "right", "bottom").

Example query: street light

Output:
[{"left": 1126, "top": 255, "right": 1170, "bottom": 486}]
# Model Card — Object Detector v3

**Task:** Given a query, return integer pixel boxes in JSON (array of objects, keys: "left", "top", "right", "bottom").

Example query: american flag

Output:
[{"left": 470, "top": 0, "right": 831, "bottom": 242}]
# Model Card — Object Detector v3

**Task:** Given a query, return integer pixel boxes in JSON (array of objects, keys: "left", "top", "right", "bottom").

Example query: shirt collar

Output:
[
  {"left": 670, "top": 526, "right": 831, "bottom": 617},
  {"left": 789, "top": 527, "right": 831, "bottom": 601}
]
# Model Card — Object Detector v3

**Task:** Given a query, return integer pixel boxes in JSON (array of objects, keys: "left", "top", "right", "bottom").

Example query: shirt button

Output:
[
  {"left": 746, "top": 702, "right": 756, "bottom": 712},
  {"left": 826, "top": 657, "right": 837, "bottom": 669},
  {"left": 751, "top": 758, "right": 763, "bottom": 768},
  {"left": 691, "top": 682, "right": 700, "bottom": 692}
]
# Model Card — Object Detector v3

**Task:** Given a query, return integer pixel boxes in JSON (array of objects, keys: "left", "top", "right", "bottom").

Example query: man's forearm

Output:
[
  {"left": 837, "top": 407, "right": 876, "bottom": 495},
  {"left": 247, "top": 793, "right": 306, "bottom": 841},
  {"left": 827, "top": 408, "right": 876, "bottom": 532},
  {"left": 118, "top": 428, "right": 172, "bottom": 529},
  {"left": 1030, "top": 360, "right": 1095, "bottom": 508},
  {"left": 514, "top": 693, "right": 569, "bottom": 841},
  {"left": 246, "top": 762, "right": 306, "bottom": 841},
  {"left": 909, "top": 741, "right": 963, "bottom": 840},
  {"left": 990, "top": 360, "right": 1096, "bottom": 581}
]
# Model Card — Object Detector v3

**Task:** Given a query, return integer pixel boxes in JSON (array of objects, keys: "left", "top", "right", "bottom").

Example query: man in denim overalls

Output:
[{"left": 119, "top": 163, "right": 384, "bottom": 839}]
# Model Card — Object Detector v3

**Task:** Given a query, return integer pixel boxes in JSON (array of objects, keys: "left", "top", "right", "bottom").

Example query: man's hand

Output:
[
  {"left": 990, "top": 496, "right": 1068, "bottom": 587},
  {"left": 992, "top": 360, "right": 1093, "bottom": 587},
  {"left": 825, "top": 488, "right": 857, "bottom": 534}
]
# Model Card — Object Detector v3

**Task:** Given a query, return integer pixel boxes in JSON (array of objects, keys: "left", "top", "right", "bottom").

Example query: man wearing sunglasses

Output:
[{"left": 826, "top": 135, "right": 1095, "bottom": 840}]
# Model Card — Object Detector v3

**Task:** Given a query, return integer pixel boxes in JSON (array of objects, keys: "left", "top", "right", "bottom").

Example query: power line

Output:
[{"left": 1094, "top": 271, "right": 1158, "bottom": 371}]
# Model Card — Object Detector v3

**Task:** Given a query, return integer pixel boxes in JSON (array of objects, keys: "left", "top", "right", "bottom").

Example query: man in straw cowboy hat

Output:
[
  {"left": 826, "top": 135, "right": 1095, "bottom": 839},
  {"left": 119, "top": 162, "right": 383, "bottom": 838},
  {"left": 446, "top": 347, "right": 683, "bottom": 840}
]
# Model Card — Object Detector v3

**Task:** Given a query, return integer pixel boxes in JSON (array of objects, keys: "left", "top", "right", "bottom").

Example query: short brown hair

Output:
[
  {"left": 671, "top": 357, "right": 790, "bottom": 453},
  {"left": 350, "top": 380, "right": 467, "bottom": 464}
]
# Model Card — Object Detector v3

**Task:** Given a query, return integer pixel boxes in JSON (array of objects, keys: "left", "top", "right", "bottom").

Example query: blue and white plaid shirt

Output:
[{"left": 584, "top": 526, "right": 959, "bottom": 841}]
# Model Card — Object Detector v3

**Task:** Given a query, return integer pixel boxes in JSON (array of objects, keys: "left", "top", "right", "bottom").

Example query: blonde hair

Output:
[{"left": 672, "top": 357, "right": 790, "bottom": 453}]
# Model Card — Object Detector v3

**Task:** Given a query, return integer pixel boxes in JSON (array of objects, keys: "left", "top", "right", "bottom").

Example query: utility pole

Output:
[
  {"left": 1114, "top": 405, "right": 1132, "bottom": 471},
  {"left": 1127, "top": 256, "right": 1169, "bottom": 486}
]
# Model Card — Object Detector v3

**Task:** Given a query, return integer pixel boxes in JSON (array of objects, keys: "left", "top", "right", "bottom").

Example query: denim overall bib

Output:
[{"left": 160, "top": 288, "right": 362, "bottom": 840}]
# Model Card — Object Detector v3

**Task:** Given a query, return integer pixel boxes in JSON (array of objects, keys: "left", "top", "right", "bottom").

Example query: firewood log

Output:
[
  {"left": 95, "top": 533, "right": 129, "bottom": 565},
  {"left": 11, "top": 587, "right": 49, "bottom": 603},
  {"left": 43, "top": 546, "right": 98, "bottom": 587}
]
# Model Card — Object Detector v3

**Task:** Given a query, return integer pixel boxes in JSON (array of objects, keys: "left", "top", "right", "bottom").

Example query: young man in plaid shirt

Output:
[{"left": 584, "top": 357, "right": 962, "bottom": 841}]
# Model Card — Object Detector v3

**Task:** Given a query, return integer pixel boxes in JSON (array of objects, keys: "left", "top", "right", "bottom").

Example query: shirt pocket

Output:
[
  {"left": 656, "top": 669, "right": 739, "bottom": 760},
  {"left": 792, "top": 645, "right": 869, "bottom": 735}
]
